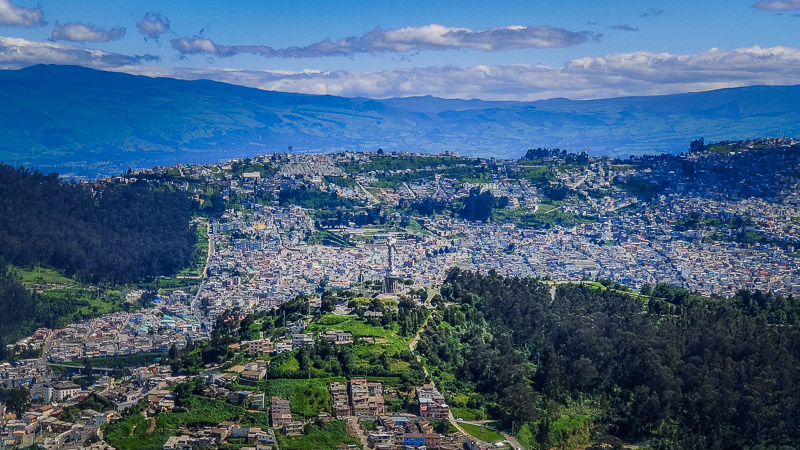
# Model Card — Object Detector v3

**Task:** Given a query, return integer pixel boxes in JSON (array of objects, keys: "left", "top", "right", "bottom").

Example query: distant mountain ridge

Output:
[{"left": 2, "top": 64, "right": 799, "bottom": 177}]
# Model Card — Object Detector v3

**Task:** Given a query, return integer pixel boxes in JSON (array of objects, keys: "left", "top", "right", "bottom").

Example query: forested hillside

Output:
[
  {"left": 0, "top": 164, "right": 197, "bottom": 284},
  {"left": 0, "top": 164, "right": 198, "bottom": 358},
  {"left": 419, "top": 269, "right": 800, "bottom": 449}
]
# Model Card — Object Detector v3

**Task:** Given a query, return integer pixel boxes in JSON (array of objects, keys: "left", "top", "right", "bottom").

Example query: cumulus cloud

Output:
[
  {"left": 611, "top": 25, "right": 639, "bottom": 31},
  {"left": 639, "top": 8, "right": 664, "bottom": 17},
  {"left": 0, "top": 0, "right": 44, "bottom": 27},
  {"left": 171, "top": 24, "right": 600, "bottom": 58},
  {"left": 0, "top": 36, "right": 156, "bottom": 69},
  {"left": 51, "top": 22, "right": 125, "bottom": 42},
  {"left": 136, "top": 12, "right": 170, "bottom": 40},
  {"left": 752, "top": 0, "right": 800, "bottom": 10},
  {"left": 118, "top": 45, "right": 800, "bottom": 101}
]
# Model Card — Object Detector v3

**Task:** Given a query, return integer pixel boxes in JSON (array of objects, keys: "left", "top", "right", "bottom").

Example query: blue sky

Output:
[{"left": 1, "top": 0, "right": 799, "bottom": 100}]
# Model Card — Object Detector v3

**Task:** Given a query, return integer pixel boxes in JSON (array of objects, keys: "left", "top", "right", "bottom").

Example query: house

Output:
[
  {"left": 416, "top": 384, "right": 449, "bottom": 419},
  {"left": 329, "top": 382, "right": 350, "bottom": 418},
  {"left": 275, "top": 340, "right": 293, "bottom": 354},
  {"left": 320, "top": 330, "right": 353, "bottom": 345},
  {"left": 163, "top": 435, "right": 195, "bottom": 449},
  {"left": 229, "top": 391, "right": 253, "bottom": 406},
  {"left": 43, "top": 382, "right": 81, "bottom": 403},
  {"left": 282, "top": 421, "right": 304, "bottom": 436},
  {"left": 349, "top": 379, "right": 384, "bottom": 416},
  {"left": 250, "top": 393, "right": 265, "bottom": 410},
  {"left": 423, "top": 433, "right": 442, "bottom": 447},
  {"left": 247, "top": 428, "right": 276, "bottom": 445},
  {"left": 291, "top": 333, "right": 314, "bottom": 348},
  {"left": 240, "top": 370, "right": 266, "bottom": 385},
  {"left": 270, "top": 397, "right": 292, "bottom": 428},
  {"left": 402, "top": 433, "right": 425, "bottom": 447},
  {"left": 207, "top": 428, "right": 229, "bottom": 443},
  {"left": 243, "top": 339, "right": 274, "bottom": 354},
  {"left": 368, "top": 432, "right": 394, "bottom": 446}
]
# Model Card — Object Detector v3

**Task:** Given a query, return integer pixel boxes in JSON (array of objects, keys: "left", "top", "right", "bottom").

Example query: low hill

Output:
[{"left": 2, "top": 65, "right": 799, "bottom": 177}]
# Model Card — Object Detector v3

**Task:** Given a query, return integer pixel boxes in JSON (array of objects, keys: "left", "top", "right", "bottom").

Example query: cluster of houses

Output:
[
  {"left": 0, "top": 391, "right": 115, "bottom": 450},
  {"left": 364, "top": 415, "right": 477, "bottom": 450},
  {"left": 238, "top": 328, "right": 354, "bottom": 359},
  {"left": 329, "top": 379, "right": 385, "bottom": 419},
  {"left": 416, "top": 384, "right": 450, "bottom": 419},
  {"left": 162, "top": 421, "right": 277, "bottom": 449}
]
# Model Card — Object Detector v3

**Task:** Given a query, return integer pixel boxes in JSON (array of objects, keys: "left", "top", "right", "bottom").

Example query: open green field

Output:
[
  {"left": 458, "top": 422, "right": 506, "bottom": 443},
  {"left": 451, "top": 407, "right": 486, "bottom": 421},
  {"left": 256, "top": 377, "right": 346, "bottom": 417},
  {"left": 14, "top": 266, "right": 126, "bottom": 323},
  {"left": 307, "top": 314, "right": 398, "bottom": 338},
  {"left": 307, "top": 315, "right": 410, "bottom": 360}
]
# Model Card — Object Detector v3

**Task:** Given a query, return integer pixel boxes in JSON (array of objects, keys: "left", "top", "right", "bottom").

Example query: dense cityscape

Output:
[{"left": 1, "top": 138, "right": 799, "bottom": 449}]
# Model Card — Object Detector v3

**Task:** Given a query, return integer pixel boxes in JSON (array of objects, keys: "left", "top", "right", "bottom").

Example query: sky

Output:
[{"left": 1, "top": 0, "right": 799, "bottom": 101}]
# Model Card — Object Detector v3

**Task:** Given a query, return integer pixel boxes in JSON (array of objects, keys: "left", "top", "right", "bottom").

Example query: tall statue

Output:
[
  {"left": 387, "top": 236, "right": 397, "bottom": 274},
  {"left": 384, "top": 236, "right": 399, "bottom": 294}
]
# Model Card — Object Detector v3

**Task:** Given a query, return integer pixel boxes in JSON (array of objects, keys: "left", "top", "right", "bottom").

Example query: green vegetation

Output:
[
  {"left": 106, "top": 377, "right": 358, "bottom": 450},
  {"left": 307, "top": 314, "right": 400, "bottom": 339},
  {"left": 105, "top": 394, "right": 273, "bottom": 450},
  {"left": 0, "top": 165, "right": 197, "bottom": 284},
  {"left": 306, "top": 313, "right": 415, "bottom": 363},
  {"left": 58, "top": 394, "right": 113, "bottom": 422},
  {"left": 176, "top": 223, "right": 208, "bottom": 278},
  {"left": 58, "top": 352, "right": 167, "bottom": 369},
  {"left": 418, "top": 269, "right": 800, "bottom": 449},
  {"left": 306, "top": 229, "right": 354, "bottom": 247},
  {"left": 458, "top": 422, "right": 505, "bottom": 443},
  {"left": 14, "top": 266, "right": 127, "bottom": 320},
  {"left": 614, "top": 178, "right": 661, "bottom": 200},
  {"left": 228, "top": 159, "right": 279, "bottom": 179},
  {"left": 451, "top": 407, "right": 486, "bottom": 421},
  {"left": 324, "top": 175, "right": 357, "bottom": 187},
  {"left": 279, "top": 186, "right": 360, "bottom": 210},
  {"left": 278, "top": 419, "right": 361, "bottom": 450},
  {"left": 517, "top": 165, "right": 553, "bottom": 183},
  {"left": 257, "top": 377, "right": 342, "bottom": 417}
]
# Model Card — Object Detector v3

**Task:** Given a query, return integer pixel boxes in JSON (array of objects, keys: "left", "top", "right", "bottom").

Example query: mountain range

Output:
[{"left": 2, "top": 64, "right": 799, "bottom": 177}]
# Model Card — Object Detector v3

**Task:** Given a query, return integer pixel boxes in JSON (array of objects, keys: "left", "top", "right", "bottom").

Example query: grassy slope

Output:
[
  {"left": 14, "top": 266, "right": 125, "bottom": 319},
  {"left": 458, "top": 422, "right": 505, "bottom": 443}
]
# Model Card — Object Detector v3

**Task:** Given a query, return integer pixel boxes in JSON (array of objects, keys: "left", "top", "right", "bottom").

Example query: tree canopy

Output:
[{"left": 419, "top": 269, "right": 800, "bottom": 449}]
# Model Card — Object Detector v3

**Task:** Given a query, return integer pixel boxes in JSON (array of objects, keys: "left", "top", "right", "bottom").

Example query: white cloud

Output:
[
  {"left": 0, "top": 0, "right": 44, "bottom": 27},
  {"left": 3, "top": 37, "right": 798, "bottom": 102},
  {"left": 51, "top": 22, "right": 125, "bottom": 42},
  {"left": 170, "top": 24, "right": 600, "bottom": 58},
  {"left": 0, "top": 35, "right": 155, "bottom": 69},
  {"left": 136, "top": 12, "right": 170, "bottom": 40},
  {"left": 119, "top": 46, "right": 800, "bottom": 101},
  {"left": 752, "top": 0, "right": 800, "bottom": 10}
]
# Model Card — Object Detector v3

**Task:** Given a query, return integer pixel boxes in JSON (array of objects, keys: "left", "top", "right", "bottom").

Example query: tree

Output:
[
  {"left": 0, "top": 387, "right": 31, "bottom": 417},
  {"left": 83, "top": 358, "right": 95, "bottom": 385}
]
